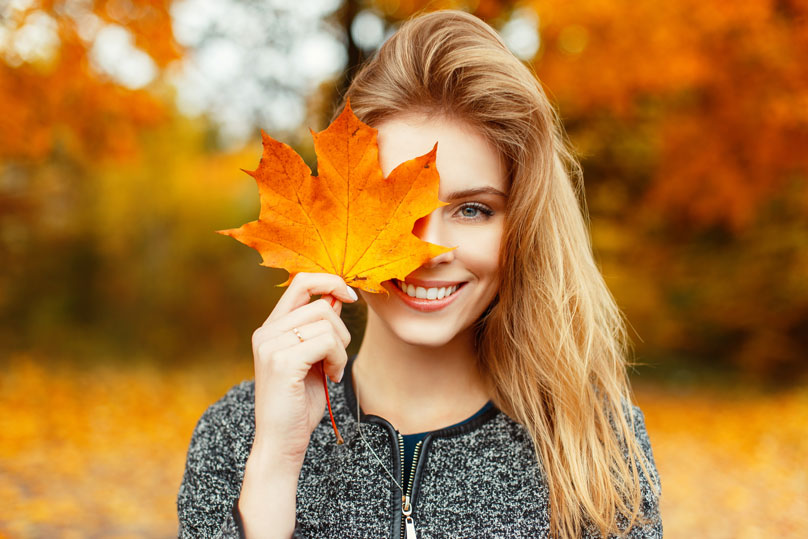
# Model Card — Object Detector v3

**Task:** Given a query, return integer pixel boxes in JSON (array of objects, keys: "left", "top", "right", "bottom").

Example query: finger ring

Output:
[{"left": 292, "top": 327, "right": 304, "bottom": 343}]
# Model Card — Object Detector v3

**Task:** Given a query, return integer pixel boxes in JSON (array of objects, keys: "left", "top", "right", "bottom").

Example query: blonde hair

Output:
[{"left": 333, "top": 10, "right": 661, "bottom": 538}]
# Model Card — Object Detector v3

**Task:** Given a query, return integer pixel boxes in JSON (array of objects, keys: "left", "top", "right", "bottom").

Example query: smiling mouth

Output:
[{"left": 392, "top": 278, "right": 466, "bottom": 300}]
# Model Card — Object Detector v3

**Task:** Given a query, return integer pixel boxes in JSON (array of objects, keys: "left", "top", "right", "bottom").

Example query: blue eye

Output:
[{"left": 456, "top": 202, "right": 494, "bottom": 220}]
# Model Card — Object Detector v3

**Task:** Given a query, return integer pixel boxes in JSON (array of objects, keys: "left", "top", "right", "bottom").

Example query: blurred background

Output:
[{"left": 1, "top": 0, "right": 806, "bottom": 536}]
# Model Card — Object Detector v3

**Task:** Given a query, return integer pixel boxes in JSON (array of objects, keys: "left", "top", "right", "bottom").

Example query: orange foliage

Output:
[
  {"left": 372, "top": 0, "right": 511, "bottom": 21},
  {"left": 634, "top": 381, "right": 808, "bottom": 537},
  {"left": 531, "top": 0, "right": 808, "bottom": 231},
  {"left": 0, "top": 0, "right": 180, "bottom": 161},
  {"left": 219, "top": 100, "right": 453, "bottom": 293},
  {"left": 0, "top": 355, "right": 250, "bottom": 537},
  {"left": 93, "top": 0, "right": 180, "bottom": 66}
]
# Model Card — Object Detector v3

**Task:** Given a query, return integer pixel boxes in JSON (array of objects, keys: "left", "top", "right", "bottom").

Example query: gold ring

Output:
[{"left": 292, "top": 327, "right": 304, "bottom": 343}]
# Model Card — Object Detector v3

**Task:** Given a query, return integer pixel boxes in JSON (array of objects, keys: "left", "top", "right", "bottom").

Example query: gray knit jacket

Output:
[{"left": 177, "top": 357, "right": 663, "bottom": 538}]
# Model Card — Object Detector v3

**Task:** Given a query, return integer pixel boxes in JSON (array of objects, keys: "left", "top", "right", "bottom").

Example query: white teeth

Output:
[{"left": 395, "top": 280, "right": 461, "bottom": 300}]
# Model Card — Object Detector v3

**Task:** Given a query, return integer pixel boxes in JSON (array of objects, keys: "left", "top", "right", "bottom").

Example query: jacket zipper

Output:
[{"left": 397, "top": 433, "right": 423, "bottom": 539}]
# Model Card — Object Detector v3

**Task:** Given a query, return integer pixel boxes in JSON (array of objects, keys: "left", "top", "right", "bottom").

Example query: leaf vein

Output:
[{"left": 343, "top": 165, "right": 428, "bottom": 277}]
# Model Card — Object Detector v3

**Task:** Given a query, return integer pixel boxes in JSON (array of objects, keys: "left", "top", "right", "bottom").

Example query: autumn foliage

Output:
[
  {"left": 523, "top": 0, "right": 808, "bottom": 378},
  {"left": 531, "top": 0, "right": 808, "bottom": 231},
  {"left": 0, "top": 0, "right": 179, "bottom": 161}
]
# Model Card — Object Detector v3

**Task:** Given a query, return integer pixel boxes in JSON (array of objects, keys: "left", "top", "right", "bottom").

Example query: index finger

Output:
[{"left": 266, "top": 272, "right": 357, "bottom": 324}]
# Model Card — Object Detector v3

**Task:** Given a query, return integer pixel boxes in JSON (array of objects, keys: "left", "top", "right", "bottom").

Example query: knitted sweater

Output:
[{"left": 177, "top": 357, "right": 663, "bottom": 538}]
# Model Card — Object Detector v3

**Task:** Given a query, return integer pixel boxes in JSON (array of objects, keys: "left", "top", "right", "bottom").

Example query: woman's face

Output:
[{"left": 360, "top": 113, "right": 508, "bottom": 347}]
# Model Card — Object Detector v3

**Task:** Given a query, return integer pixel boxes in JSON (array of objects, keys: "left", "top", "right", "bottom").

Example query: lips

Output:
[{"left": 389, "top": 278, "right": 467, "bottom": 312}]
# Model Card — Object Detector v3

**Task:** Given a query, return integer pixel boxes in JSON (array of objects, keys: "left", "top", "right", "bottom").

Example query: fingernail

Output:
[
  {"left": 346, "top": 286, "right": 358, "bottom": 301},
  {"left": 337, "top": 368, "right": 345, "bottom": 383}
]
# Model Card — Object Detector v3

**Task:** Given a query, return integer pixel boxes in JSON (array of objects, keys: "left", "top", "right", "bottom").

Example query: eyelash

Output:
[{"left": 454, "top": 202, "right": 495, "bottom": 221}]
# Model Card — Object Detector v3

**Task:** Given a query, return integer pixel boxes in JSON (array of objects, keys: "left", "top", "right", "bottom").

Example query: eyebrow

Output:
[{"left": 443, "top": 186, "right": 508, "bottom": 200}]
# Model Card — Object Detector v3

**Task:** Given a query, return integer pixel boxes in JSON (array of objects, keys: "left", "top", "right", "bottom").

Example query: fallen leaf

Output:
[{"left": 217, "top": 99, "right": 453, "bottom": 293}]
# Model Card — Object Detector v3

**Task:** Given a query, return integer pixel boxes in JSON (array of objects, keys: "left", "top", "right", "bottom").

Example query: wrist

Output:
[
  {"left": 248, "top": 436, "right": 307, "bottom": 474},
  {"left": 239, "top": 454, "right": 299, "bottom": 539},
  {"left": 242, "top": 437, "right": 302, "bottom": 492},
  {"left": 238, "top": 495, "right": 296, "bottom": 539}
]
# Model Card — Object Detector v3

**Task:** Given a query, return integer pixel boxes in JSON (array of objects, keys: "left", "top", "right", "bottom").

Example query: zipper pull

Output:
[{"left": 402, "top": 495, "right": 417, "bottom": 539}]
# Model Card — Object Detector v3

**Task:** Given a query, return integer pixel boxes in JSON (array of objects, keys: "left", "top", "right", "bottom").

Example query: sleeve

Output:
[
  {"left": 177, "top": 386, "right": 247, "bottom": 538},
  {"left": 622, "top": 404, "right": 663, "bottom": 538},
  {"left": 176, "top": 382, "right": 306, "bottom": 539}
]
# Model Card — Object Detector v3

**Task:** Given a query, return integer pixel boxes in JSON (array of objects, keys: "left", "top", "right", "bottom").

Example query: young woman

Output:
[{"left": 178, "top": 10, "right": 662, "bottom": 539}]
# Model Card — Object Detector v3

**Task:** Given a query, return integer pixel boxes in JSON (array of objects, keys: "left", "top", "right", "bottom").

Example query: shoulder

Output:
[
  {"left": 199, "top": 379, "right": 256, "bottom": 427},
  {"left": 624, "top": 400, "right": 661, "bottom": 491},
  {"left": 620, "top": 400, "right": 664, "bottom": 537},
  {"left": 177, "top": 380, "right": 256, "bottom": 537},
  {"left": 185, "top": 379, "right": 256, "bottom": 464}
]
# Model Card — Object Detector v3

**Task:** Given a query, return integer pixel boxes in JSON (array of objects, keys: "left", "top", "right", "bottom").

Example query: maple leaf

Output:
[{"left": 217, "top": 99, "right": 454, "bottom": 293}]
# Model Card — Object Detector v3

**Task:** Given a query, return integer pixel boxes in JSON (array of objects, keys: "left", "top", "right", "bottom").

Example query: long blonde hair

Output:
[{"left": 333, "top": 10, "right": 661, "bottom": 538}]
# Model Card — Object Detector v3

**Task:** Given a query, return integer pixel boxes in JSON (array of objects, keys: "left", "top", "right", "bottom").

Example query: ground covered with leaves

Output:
[{"left": 1, "top": 355, "right": 806, "bottom": 538}]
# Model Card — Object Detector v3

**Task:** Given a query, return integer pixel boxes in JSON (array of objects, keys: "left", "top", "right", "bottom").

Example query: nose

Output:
[{"left": 412, "top": 211, "right": 454, "bottom": 267}]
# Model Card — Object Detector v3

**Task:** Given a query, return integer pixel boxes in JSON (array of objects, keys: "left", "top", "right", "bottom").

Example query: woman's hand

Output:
[
  {"left": 250, "top": 272, "right": 357, "bottom": 466},
  {"left": 239, "top": 272, "right": 357, "bottom": 538}
]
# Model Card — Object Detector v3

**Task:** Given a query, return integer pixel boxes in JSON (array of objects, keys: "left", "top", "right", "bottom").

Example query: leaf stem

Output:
[{"left": 324, "top": 295, "right": 344, "bottom": 444}]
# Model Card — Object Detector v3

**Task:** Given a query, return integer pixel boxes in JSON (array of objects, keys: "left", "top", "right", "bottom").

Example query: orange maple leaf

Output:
[{"left": 217, "top": 99, "right": 454, "bottom": 293}]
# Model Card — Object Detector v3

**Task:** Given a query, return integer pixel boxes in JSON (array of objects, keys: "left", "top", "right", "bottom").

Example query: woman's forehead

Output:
[{"left": 375, "top": 114, "right": 508, "bottom": 196}]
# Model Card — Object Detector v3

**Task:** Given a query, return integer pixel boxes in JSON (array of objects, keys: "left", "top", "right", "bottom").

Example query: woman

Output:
[{"left": 178, "top": 10, "right": 662, "bottom": 539}]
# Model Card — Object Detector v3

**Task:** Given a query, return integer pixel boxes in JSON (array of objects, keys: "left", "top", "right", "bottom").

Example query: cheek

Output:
[{"left": 452, "top": 225, "right": 503, "bottom": 284}]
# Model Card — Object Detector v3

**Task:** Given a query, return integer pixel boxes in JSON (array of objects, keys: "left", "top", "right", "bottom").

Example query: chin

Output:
[
  {"left": 377, "top": 302, "right": 481, "bottom": 348},
  {"left": 388, "top": 320, "right": 459, "bottom": 348}
]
